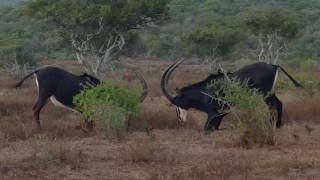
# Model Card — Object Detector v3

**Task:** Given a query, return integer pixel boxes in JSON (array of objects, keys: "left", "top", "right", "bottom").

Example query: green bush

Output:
[
  {"left": 207, "top": 78, "right": 276, "bottom": 147},
  {"left": 73, "top": 82, "right": 141, "bottom": 139}
]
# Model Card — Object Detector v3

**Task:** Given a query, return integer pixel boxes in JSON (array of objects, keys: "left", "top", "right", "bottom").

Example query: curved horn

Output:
[
  {"left": 133, "top": 70, "right": 148, "bottom": 102},
  {"left": 122, "top": 64, "right": 148, "bottom": 102},
  {"left": 161, "top": 59, "right": 185, "bottom": 103}
]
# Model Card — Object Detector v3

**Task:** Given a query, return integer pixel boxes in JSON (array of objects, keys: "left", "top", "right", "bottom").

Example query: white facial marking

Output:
[
  {"left": 35, "top": 76, "right": 39, "bottom": 88},
  {"left": 271, "top": 69, "right": 279, "bottom": 92},
  {"left": 176, "top": 106, "right": 188, "bottom": 123},
  {"left": 50, "top": 96, "right": 78, "bottom": 113}
]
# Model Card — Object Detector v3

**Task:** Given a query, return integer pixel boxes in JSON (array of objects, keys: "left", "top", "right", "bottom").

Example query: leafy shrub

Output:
[
  {"left": 73, "top": 82, "right": 141, "bottom": 139},
  {"left": 207, "top": 79, "right": 276, "bottom": 147}
]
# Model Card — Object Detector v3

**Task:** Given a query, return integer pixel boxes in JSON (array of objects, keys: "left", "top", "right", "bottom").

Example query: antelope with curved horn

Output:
[
  {"left": 161, "top": 60, "right": 302, "bottom": 131},
  {"left": 15, "top": 66, "right": 148, "bottom": 128}
]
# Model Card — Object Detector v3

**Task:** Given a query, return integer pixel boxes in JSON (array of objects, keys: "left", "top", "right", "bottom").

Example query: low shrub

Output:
[
  {"left": 207, "top": 78, "right": 276, "bottom": 147},
  {"left": 73, "top": 82, "right": 141, "bottom": 139}
]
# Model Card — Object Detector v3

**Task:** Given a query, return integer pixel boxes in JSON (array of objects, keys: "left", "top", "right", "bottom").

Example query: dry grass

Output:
[
  {"left": 284, "top": 96, "right": 320, "bottom": 123},
  {"left": 150, "top": 152, "right": 251, "bottom": 180},
  {"left": 128, "top": 96, "right": 200, "bottom": 131},
  {"left": 118, "top": 139, "right": 166, "bottom": 163},
  {"left": 28, "top": 135, "right": 85, "bottom": 169},
  {"left": 0, "top": 86, "right": 36, "bottom": 140},
  {"left": 263, "top": 155, "right": 320, "bottom": 176},
  {"left": 129, "top": 109, "right": 179, "bottom": 131},
  {"left": 0, "top": 137, "right": 85, "bottom": 180}
]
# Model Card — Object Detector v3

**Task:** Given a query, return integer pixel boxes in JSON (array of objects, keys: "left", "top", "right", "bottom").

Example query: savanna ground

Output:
[{"left": 0, "top": 58, "right": 320, "bottom": 180}]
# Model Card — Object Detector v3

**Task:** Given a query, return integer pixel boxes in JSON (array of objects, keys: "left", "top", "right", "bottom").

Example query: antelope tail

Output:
[
  {"left": 14, "top": 70, "right": 38, "bottom": 88},
  {"left": 277, "top": 65, "right": 303, "bottom": 88}
]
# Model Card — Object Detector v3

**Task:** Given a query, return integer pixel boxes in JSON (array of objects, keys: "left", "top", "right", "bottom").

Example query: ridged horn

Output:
[
  {"left": 133, "top": 70, "right": 148, "bottom": 102},
  {"left": 160, "top": 59, "right": 185, "bottom": 103},
  {"left": 122, "top": 64, "right": 148, "bottom": 102}
]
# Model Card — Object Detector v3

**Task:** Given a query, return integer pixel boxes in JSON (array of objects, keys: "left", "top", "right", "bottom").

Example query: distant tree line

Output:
[
  {"left": 141, "top": 0, "right": 320, "bottom": 62},
  {"left": 0, "top": 0, "right": 320, "bottom": 74}
]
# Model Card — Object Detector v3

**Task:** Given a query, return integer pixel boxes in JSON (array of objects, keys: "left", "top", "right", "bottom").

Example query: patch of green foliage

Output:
[
  {"left": 73, "top": 82, "right": 141, "bottom": 139},
  {"left": 207, "top": 78, "right": 276, "bottom": 147},
  {"left": 0, "top": 33, "right": 26, "bottom": 50},
  {"left": 0, "top": 6, "right": 71, "bottom": 61}
]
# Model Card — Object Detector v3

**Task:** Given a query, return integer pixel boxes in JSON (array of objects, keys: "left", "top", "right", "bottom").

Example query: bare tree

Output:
[
  {"left": 70, "top": 18, "right": 126, "bottom": 78},
  {"left": 203, "top": 44, "right": 220, "bottom": 73},
  {"left": 257, "top": 32, "right": 287, "bottom": 65}
]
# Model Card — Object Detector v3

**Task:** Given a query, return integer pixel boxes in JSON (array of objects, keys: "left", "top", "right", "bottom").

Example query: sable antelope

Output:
[
  {"left": 161, "top": 60, "right": 303, "bottom": 131},
  {"left": 15, "top": 66, "right": 148, "bottom": 128}
]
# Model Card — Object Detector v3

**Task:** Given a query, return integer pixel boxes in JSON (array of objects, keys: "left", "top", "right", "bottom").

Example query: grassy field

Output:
[{"left": 0, "top": 59, "right": 320, "bottom": 180}]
